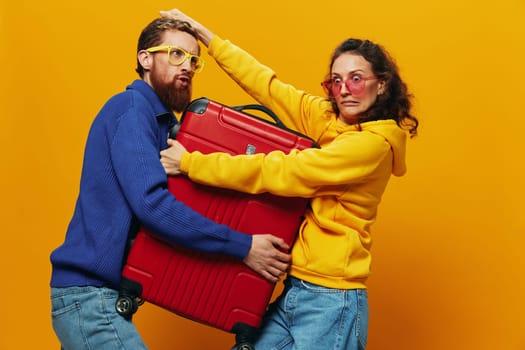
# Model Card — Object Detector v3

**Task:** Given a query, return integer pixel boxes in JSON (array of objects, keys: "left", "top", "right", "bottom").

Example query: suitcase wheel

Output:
[
  {"left": 233, "top": 323, "right": 257, "bottom": 350},
  {"left": 115, "top": 295, "right": 139, "bottom": 319},
  {"left": 236, "top": 343, "right": 255, "bottom": 350}
]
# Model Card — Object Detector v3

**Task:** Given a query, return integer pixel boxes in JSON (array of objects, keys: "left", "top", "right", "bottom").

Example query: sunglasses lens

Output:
[
  {"left": 322, "top": 80, "right": 342, "bottom": 96},
  {"left": 331, "top": 82, "right": 342, "bottom": 96},
  {"left": 322, "top": 76, "right": 370, "bottom": 96},
  {"left": 346, "top": 79, "right": 366, "bottom": 95}
]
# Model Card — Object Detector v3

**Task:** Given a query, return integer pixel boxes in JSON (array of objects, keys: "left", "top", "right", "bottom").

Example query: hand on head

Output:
[{"left": 160, "top": 8, "right": 214, "bottom": 47}]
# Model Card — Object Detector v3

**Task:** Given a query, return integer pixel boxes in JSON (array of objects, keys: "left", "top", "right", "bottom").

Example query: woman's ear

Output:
[
  {"left": 137, "top": 50, "right": 152, "bottom": 72},
  {"left": 377, "top": 80, "right": 386, "bottom": 95}
]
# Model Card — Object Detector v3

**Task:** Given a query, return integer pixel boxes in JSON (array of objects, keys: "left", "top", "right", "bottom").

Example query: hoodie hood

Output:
[{"left": 362, "top": 120, "right": 407, "bottom": 176}]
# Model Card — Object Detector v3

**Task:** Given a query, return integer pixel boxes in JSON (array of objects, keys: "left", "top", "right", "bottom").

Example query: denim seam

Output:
[
  {"left": 356, "top": 290, "right": 368, "bottom": 350},
  {"left": 333, "top": 289, "right": 350, "bottom": 350},
  {"left": 285, "top": 284, "right": 297, "bottom": 328},
  {"left": 274, "top": 336, "right": 294, "bottom": 350},
  {"left": 78, "top": 301, "right": 92, "bottom": 350},
  {"left": 338, "top": 289, "right": 348, "bottom": 336},
  {"left": 99, "top": 289, "right": 125, "bottom": 348},
  {"left": 355, "top": 290, "right": 361, "bottom": 338}
]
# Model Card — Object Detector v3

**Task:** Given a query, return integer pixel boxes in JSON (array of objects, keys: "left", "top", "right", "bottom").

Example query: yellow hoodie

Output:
[{"left": 179, "top": 36, "right": 408, "bottom": 289}]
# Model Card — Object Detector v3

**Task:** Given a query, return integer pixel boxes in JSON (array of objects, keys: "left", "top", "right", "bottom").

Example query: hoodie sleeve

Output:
[
  {"left": 208, "top": 35, "right": 330, "bottom": 141},
  {"left": 180, "top": 130, "right": 394, "bottom": 198}
]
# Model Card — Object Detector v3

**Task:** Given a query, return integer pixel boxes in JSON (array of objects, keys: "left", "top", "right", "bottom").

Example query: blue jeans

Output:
[
  {"left": 253, "top": 277, "right": 368, "bottom": 350},
  {"left": 51, "top": 286, "right": 148, "bottom": 350}
]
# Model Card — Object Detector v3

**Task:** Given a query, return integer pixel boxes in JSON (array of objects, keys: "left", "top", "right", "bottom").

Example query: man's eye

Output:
[{"left": 171, "top": 49, "right": 184, "bottom": 57}]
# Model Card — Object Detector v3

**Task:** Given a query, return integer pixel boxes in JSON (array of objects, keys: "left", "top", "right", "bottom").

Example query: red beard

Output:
[{"left": 150, "top": 70, "right": 192, "bottom": 113}]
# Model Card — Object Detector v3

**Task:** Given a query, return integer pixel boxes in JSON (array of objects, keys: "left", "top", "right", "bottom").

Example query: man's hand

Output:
[
  {"left": 160, "top": 139, "right": 186, "bottom": 175},
  {"left": 243, "top": 234, "right": 291, "bottom": 283}
]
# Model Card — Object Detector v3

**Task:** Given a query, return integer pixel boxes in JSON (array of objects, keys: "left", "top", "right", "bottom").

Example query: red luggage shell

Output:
[{"left": 120, "top": 97, "right": 315, "bottom": 334}]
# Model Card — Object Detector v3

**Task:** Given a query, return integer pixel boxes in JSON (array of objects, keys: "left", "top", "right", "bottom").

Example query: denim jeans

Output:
[
  {"left": 253, "top": 277, "right": 368, "bottom": 350},
  {"left": 51, "top": 286, "right": 148, "bottom": 350}
]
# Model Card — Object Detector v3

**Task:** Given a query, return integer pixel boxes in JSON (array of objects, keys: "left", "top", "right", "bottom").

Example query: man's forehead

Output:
[{"left": 160, "top": 30, "right": 199, "bottom": 53}]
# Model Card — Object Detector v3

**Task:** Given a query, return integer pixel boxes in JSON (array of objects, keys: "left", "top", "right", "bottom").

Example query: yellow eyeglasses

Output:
[{"left": 146, "top": 45, "right": 205, "bottom": 73}]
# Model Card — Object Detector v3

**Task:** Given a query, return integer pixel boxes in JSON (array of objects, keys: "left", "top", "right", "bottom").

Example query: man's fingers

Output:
[
  {"left": 270, "top": 236, "right": 290, "bottom": 251},
  {"left": 275, "top": 250, "right": 291, "bottom": 263},
  {"left": 268, "top": 265, "right": 286, "bottom": 278},
  {"left": 263, "top": 271, "right": 279, "bottom": 283}
]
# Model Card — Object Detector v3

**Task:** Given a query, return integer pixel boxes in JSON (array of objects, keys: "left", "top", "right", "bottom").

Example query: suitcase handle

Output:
[
  {"left": 232, "top": 104, "right": 286, "bottom": 129},
  {"left": 178, "top": 98, "right": 318, "bottom": 148},
  {"left": 173, "top": 98, "right": 287, "bottom": 139}
]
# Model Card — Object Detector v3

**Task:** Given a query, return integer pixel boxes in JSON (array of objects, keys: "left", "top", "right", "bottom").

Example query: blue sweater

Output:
[{"left": 50, "top": 80, "right": 252, "bottom": 289}]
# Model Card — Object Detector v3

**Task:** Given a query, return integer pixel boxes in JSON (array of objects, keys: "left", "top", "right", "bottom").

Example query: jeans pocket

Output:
[
  {"left": 51, "top": 296, "right": 81, "bottom": 319},
  {"left": 51, "top": 296, "right": 86, "bottom": 349}
]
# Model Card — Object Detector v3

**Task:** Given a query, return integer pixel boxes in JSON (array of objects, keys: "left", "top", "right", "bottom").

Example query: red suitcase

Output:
[{"left": 116, "top": 97, "right": 316, "bottom": 349}]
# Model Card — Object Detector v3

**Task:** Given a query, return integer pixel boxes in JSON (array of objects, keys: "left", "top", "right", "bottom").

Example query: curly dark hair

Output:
[
  {"left": 326, "top": 39, "right": 419, "bottom": 137},
  {"left": 135, "top": 18, "right": 199, "bottom": 78}
]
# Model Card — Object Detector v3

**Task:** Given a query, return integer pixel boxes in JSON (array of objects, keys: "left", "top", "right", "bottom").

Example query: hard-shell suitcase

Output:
[{"left": 116, "top": 97, "right": 317, "bottom": 349}]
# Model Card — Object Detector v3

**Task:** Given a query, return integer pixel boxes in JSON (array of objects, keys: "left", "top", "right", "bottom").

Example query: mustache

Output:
[{"left": 175, "top": 71, "right": 193, "bottom": 81}]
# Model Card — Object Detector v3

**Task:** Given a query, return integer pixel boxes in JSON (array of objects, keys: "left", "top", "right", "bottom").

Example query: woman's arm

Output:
[
  {"left": 160, "top": 8, "right": 329, "bottom": 139},
  {"left": 160, "top": 134, "right": 392, "bottom": 198}
]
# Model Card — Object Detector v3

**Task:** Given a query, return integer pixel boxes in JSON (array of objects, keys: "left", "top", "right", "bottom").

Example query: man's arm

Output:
[{"left": 110, "top": 94, "right": 290, "bottom": 282}]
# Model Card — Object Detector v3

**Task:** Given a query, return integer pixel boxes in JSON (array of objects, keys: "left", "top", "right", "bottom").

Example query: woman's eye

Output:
[
  {"left": 351, "top": 75, "right": 362, "bottom": 82},
  {"left": 332, "top": 77, "right": 343, "bottom": 84}
]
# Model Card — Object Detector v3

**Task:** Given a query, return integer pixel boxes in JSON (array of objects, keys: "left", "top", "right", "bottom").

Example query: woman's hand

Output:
[
  {"left": 160, "top": 139, "right": 187, "bottom": 176},
  {"left": 160, "top": 8, "right": 214, "bottom": 47}
]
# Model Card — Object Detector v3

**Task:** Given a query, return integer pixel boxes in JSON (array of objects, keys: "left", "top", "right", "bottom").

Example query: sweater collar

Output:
[{"left": 127, "top": 79, "right": 174, "bottom": 119}]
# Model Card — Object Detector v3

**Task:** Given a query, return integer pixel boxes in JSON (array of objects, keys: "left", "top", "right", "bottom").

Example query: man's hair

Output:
[{"left": 135, "top": 17, "right": 199, "bottom": 78}]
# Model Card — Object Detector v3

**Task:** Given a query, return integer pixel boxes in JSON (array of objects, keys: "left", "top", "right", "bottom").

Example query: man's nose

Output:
[{"left": 180, "top": 58, "right": 194, "bottom": 72}]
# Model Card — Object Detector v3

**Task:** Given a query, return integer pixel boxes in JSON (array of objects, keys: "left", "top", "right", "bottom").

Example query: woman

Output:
[{"left": 160, "top": 8, "right": 418, "bottom": 350}]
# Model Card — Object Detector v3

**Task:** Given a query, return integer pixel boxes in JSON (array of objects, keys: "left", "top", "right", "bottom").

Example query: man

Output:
[{"left": 50, "top": 17, "right": 290, "bottom": 350}]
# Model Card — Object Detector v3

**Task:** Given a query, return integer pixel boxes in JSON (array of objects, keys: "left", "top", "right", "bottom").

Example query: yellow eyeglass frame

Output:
[{"left": 146, "top": 45, "right": 205, "bottom": 73}]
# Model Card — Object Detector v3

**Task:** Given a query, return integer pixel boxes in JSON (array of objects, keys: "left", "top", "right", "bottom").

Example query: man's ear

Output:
[{"left": 138, "top": 50, "right": 152, "bottom": 71}]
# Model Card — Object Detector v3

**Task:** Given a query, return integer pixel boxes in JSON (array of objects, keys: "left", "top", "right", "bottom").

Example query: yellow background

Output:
[{"left": 1, "top": 0, "right": 524, "bottom": 349}]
